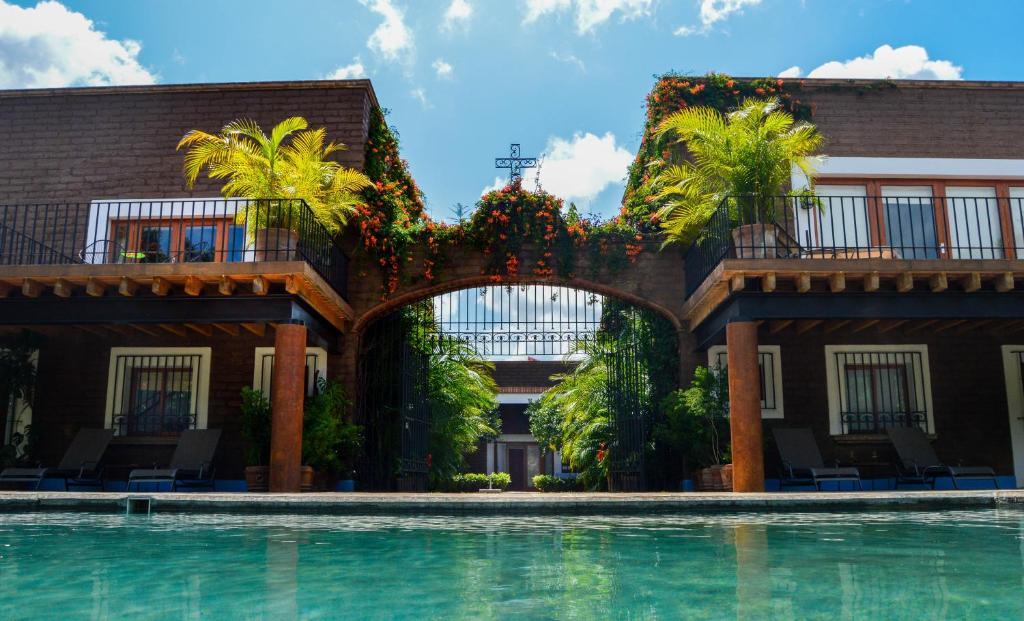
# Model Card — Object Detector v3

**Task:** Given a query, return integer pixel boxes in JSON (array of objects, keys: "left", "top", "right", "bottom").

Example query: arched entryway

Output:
[{"left": 354, "top": 283, "right": 680, "bottom": 492}]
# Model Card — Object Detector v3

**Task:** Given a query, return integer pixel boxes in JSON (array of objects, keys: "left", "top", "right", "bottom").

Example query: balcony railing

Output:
[
  {"left": 683, "top": 194, "right": 1024, "bottom": 296},
  {"left": 0, "top": 198, "right": 348, "bottom": 297}
]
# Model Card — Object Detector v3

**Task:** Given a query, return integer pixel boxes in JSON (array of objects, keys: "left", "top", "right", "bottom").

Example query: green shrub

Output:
[
  {"left": 444, "top": 472, "right": 512, "bottom": 492},
  {"left": 532, "top": 475, "right": 582, "bottom": 492}
]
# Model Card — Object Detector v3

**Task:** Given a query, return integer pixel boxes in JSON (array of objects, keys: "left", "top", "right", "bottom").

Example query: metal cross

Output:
[{"left": 495, "top": 143, "right": 537, "bottom": 183}]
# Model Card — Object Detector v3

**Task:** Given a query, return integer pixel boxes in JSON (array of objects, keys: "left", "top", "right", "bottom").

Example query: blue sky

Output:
[{"left": 3, "top": 0, "right": 1024, "bottom": 221}]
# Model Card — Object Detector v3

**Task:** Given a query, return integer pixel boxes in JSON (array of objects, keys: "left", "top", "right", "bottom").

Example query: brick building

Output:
[{"left": 1, "top": 77, "right": 1024, "bottom": 491}]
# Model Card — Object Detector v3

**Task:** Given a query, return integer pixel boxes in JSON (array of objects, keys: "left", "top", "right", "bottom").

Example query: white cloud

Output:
[
  {"left": 480, "top": 176, "right": 508, "bottom": 196},
  {"left": 442, "top": 0, "right": 472, "bottom": 31},
  {"left": 0, "top": 0, "right": 156, "bottom": 88},
  {"left": 675, "top": 0, "right": 761, "bottom": 36},
  {"left": 432, "top": 58, "right": 453, "bottom": 79},
  {"left": 523, "top": 0, "right": 654, "bottom": 35},
  {"left": 360, "top": 0, "right": 414, "bottom": 64},
  {"left": 522, "top": 132, "right": 634, "bottom": 204},
  {"left": 325, "top": 57, "right": 366, "bottom": 80},
  {"left": 794, "top": 44, "right": 963, "bottom": 80},
  {"left": 778, "top": 65, "right": 801, "bottom": 78},
  {"left": 550, "top": 51, "right": 586, "bottom": 73},
  {"left": 410, "top": 87, "right": 430, "bottom": 107}
]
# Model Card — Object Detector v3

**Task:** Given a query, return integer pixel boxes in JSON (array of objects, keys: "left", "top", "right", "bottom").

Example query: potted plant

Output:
[
  {"left": 302, "top": 378, "right": 362, "bottom": 492},
  {"left": 177, "top": 117, "right": 371, "bottom": 261},
  {"left": 0, "top": 332, "right": 41, "bottom": 466},
  {"left": 239, "top": 387, "right": 272, "bottom": 492},
  {"left": 663, "top": 365, "right": 732, "bottom": 491},
  {"left": 651, "top": 98, "right": 822, "bottom": 249}
]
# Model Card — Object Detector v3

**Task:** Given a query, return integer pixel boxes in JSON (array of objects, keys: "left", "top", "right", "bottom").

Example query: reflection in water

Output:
[{"left": 0, "top": 510, "right": 1021, "bottom": 619}]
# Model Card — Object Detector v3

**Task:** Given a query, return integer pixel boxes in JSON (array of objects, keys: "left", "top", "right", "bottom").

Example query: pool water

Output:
[{"left": 1, "top": 509, "right": 1023, "bottom": 620}]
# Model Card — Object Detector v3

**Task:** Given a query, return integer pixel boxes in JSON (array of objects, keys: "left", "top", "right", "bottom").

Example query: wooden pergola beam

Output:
[
  {"left": 157, "top": 323, "right": 187, "bottom": 337},
  {"left": 251, "top": 276, "right": 269, "bottom": 296},
  {"left": 796, "top": 319, "right": 824, "bottom": 334},
  {"left": 760, "top": 272, "right": 776, "bottom": 293},
  {"left": 878, "top": 319, "right": 910, "bottom": 333},
  {"left": 218, "top": 276, "right": 236, "bottom": 296},
  {"left": 21, "top": 278, "right": 43, "bottom": 298},
  {"left": 118, "top": 277, "right": 139, "bottom": 297},
  {"left": 152, "top": 277, "right": 172, "bottom": 297},
  {"left": 212, "top": 323, "right": 240, "bottom": 336},
  {"left": 241, "top": 322, "right": 266, "bottom": 337},
  {"left": 824, "top": 319, "right": 853, "bottom": 334},
  {"left": 127, "top": 323, "right": 161, "bottom": 337},
  {"left": 85, "top": 278, "right": 106, "bottom": 297},
  {"left": 896, "top": 272, "right": 914, "bottom": 293},
  {"left": 929, "top": 272, "right": 948, "bottom": 293},
  {"left": 768, "top": 319, "right": 794, "bottom": 334},
  {"left": 53, "top": 278, "right": 74, "bottom": 298},
  {"left": 184, "top": 276, "right": 204, "bottom": 297},
  {"left": 795, "top": 272, "right": 811, "bottom": 293},
  {"left": 995, "top": 272, "right": 1015, "bottom": 293},
  {"left": 184, "top": 323, "right": 213, "bottom": 337},
  {"left": 828, "top": 272, "right": 845, "bottom": 293},
  {"left": 904, "top": 319, "right": 941, "bottom": 335},
  {"left": 851, "top": 319, "right": 880, "bottom": 333},
  {"left": 960, "top": 272, "right": 981, "bottom": 292},
  {"left": 934, "top": 319, "right": 968, "bottom": 333},
  {"left": 863, "top": 271, "right": 880, "bottom": 292}
]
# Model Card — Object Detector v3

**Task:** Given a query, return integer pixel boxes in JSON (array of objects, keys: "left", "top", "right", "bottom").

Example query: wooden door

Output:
[{"left": 508, "top": 448, "right": 526, "bottom": 491}]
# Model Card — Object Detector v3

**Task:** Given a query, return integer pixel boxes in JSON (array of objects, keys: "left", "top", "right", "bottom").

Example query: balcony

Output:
[
  {"left": 0, "top": 198, "right": 348, "bottom": 298},
  {"left": 684, "top": 194, "right": 1024, "bottom": 297}
]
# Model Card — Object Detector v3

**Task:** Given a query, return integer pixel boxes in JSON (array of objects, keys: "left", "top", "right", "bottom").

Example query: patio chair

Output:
[
  {"left": 127, "top": 429, "right": 221, "bottom": 492},
  {"left": 0, "top": 428, "right": 113, "bottom": 490},
  {"left": 773, "top": 427, "right": 863, "bottom": 491},
  {"left": 887, "top": 427, "right": 998, "bottom": 489}
]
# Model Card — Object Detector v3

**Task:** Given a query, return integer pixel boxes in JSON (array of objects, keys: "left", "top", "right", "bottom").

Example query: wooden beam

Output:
[
  {"left": 103, "top": 324, "right": 130, "bottom": 336},
  {"left": 828, "top": 272, "right": 846, "bottom": 293},
  {"left": 896, "top": 272, "right": 914, "bottom": 293},
  {"left": 960, "top": 272, "right": 981, "bottom": 292},
  {"left": 212, "top": 323, "right": 240, "bottom": 336},
  {"left": 904, "top": 319, "right": 941, "bottom": 335},
  {"left": 85, "top": 278, "right": 106, "bottom": 297},
  {"left": 1002, "top": 320, "right": 1024, "bottom": 334},
  {"left": 21, "top": 278, "right": 43, "bottom": 298},
  {"left": 127, "top": 323, "right": 161, "bottom": 337},
  {"left": 118, "top": 277, "right": 139, "bottom": 297},
  {"left": 956, "top": 319, "right": 995, "bottom": 334},
  {"left": 852, "top": 319, "right": 881, "bottom": 333},
  {"left": 995, "top": 272, "right": 1015, "bottom": 293},
  {"left": 53, "top": 278, "right": 73, "bottom": 298},
  {"left": 929, "top": 272, "right": 948, "bottom": 293},
  {"left": 768, "top": 319, "right": 794, "bottom": 334},
  {"left": 796, "top": 319, "right": 824, "bottom": 334},
  {"left": 240, "top": 322, "right": 266, "bottom": 337},
  {"left": 184, "top": 323, "right": 213, "bottom": 337},
  {"left": 760, "top": 272, "right": 776, "bottom": 293},
  {"left": 824, "top": 319, "right": 853, "bottom": 334},
  {"left": 152, "top": 277, "right": 172, "bottom": 297},
  {"left": 934, "top": 319, "right": 968, "bottom": 333},
  {"left": 184, "top": 276, "right": 204, "bottom": 297},
  {"left": 76, "top": 325, "right": 107, "bottom": 337},
  {"left": 729, "top": 272, "right": 746, "bottom": 293},
  {"left": 251, "top": 276, "right": 269, "bottom": 296},
  {"left": 217, "top": 276, "right": 236, "bottom": 296},
  {"left": 795, "top": 272, "right": 811, "bottom": 293},
  {"left": 878, "top": 319, "right": 910, "bottom": 333},
  {"left": 157, "top": 323, "right": 187, "bottom": 337},
  {"left": 863, "top": 271, "right": 879, "bottom": 292}
]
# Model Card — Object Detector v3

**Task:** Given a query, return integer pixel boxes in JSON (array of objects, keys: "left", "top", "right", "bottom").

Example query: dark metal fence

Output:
[
  {"left": 831, "top": 350, "right": 929, "bottom": 434},
  {"left": 684, "top": 194, "right": 1024, "bottom": 296},
  {"left": 254, "top": 351, "right": 324, "bottom": 398},
  {"left": 109, "top": 353, "right": 202, "bottom": 436},
  {"left": 0, "top": 198, "right": 348, "bottom": 296}
]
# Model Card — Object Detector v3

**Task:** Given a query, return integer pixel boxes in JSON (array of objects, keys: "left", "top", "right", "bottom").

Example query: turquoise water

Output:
[{"left": 1, "top": 509, "right": 1023, "bottom": 620}]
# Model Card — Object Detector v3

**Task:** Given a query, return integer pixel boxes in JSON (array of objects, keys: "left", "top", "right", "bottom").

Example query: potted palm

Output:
[
  {"left": 672, "top": 365, "right": 732, "bottom": 491},
  {"left": 651, "top": 98, "right": 822, "bottom": 252},
  {"left": 239, "top": 387, "right": 272, "bottom": 492},
  {"left": 177, "top": 117, "right": 371, "bottom": 260},
  {"left": 303, "top": 378, "right": 362, "bottom": 491}
]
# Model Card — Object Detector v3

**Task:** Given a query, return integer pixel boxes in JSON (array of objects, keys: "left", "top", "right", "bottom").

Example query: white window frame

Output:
[
  {"left": 104, "top": 346, "right": 212, "bottom": 433},
  {"left": 252, "top": 346, "right": 328, "bottom": 397},
  {"left": 824, "top": 344, "right": 935, "bottom": 436},
  {"left": 707, "top": 345, "right": 784, "bottom": 419}
]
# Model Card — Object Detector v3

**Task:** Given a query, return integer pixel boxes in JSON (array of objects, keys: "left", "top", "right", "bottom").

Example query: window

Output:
[
  {"left": 825, "top": 345, "right": 934, "bottom": 436},
  {"left": 104, "top": 347, "right": 211, "bottom": 436},
  {"left": 945, "top": 186, "right": 1002, "bottom": 259},
  {"left": 1010, "top": 187, "right": 1024, "bottom": 255},
  {"left": 707, "top": 345, "right": 784, "bottom": 419},
  {"left": 881, "top": 186, "right": 938, "bottom": 259},
  {"left": 801, "top": 185, "right": 871, "bottom": 251},
  {"left": 252, "top": 347, "right": 328, "bottom": 398}
]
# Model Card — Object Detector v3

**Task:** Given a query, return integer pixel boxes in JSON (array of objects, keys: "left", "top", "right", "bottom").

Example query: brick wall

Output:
[
  {"left": 758, "top": 325, "right": 1016, "bottom": 476},
  {"left": 0, "top": 81, "right": 374, "bottom": 203},
  {"left": 800, "top": 81, "right": 1024, "bottom": 158}
]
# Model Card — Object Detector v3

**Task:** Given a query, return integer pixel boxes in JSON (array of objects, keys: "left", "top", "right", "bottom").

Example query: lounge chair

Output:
[
  {"left": 773, "top": 427, "right": 863, "bottom": 491},
  {"left": 887, "top": 427, "right": 998, "bottom": 489},
  {"left": 127, "top": 429, "right": 221, "bottom": 492},
  {"left": 0, "top": 428, "right": 113, "bottom": 490}
]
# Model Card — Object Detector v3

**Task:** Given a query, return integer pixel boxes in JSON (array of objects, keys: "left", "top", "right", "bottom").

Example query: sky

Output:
[{"left": 2, "top": 0, "right": 1023, "bottom": 221}]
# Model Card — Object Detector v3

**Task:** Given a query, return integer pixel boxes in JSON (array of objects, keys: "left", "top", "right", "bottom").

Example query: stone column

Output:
[
  {"left": 269, "top": 321, "right": 306, "bottom": 493},
  {"left": 726, "top": 321, "right": 765, "bottom": 492}
]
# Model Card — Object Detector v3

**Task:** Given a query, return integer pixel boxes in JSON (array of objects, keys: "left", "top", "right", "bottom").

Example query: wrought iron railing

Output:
[
  {"left": 0, "top": 198, "right": 348, "bottom": 297},
  {"left": 683, "top": 194, "right": 1024, "bottom": 296}
]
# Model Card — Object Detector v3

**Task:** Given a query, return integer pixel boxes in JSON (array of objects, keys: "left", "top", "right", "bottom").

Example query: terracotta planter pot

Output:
[
  {"left": 300, "top": 466, "right": 314, "bottom": 492},
  {"left": 696, "top": 464, "right": 734, "bottom": 491},
  {"left": 732, "top": 223, "right": 781, "bottom": 259},
  {"left": 254, "top": 227, "right": 299, "bottom": 261},
  {"left": 245, "top": 465, "right": 269, "bottom": 493}
]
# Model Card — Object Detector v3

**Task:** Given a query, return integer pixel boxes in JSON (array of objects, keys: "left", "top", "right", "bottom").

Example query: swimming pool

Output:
[{"left": 0, "top": 509, "right": 1022, "bottom": 619}]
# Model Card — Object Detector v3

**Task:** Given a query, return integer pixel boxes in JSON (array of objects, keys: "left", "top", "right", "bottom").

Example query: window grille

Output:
[
  {"left": 110, "top": 354, "right": 201, "bottom": 436},
  {"left": 832, "top": 350, "right": 929, "bottom": 434},
  {"left": 255, "top": 352, "right": 323, "bottom": 398}
]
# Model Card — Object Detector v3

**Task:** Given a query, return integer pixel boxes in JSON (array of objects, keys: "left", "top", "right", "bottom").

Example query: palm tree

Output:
[
  {"left": 177, "top": 117, "right": 371, "bottom": 234},
  {"left": 652, "top": 97, "right": 822, "bottom": 244}
]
